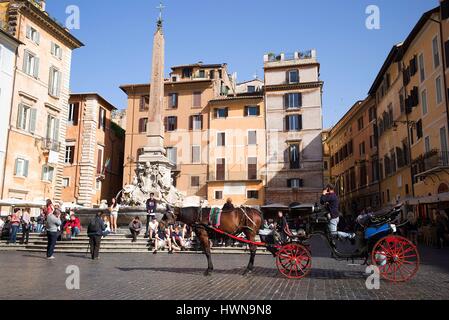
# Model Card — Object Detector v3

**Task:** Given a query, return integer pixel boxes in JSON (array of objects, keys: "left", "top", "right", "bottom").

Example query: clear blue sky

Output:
[{"left": 47, "top": 0, "right": 436, "bottom": 128}]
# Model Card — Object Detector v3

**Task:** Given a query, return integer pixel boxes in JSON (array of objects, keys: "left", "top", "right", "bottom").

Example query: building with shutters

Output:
[
  {"left": 263, "top": 50, "right": 324, "bottom": 205},
  {"left": 0, "top": 0, "right": 83, "bottom": 208},
  {"left": 207, "top": 93, "right": 266, "bottom": 206},
  {"left": 121, "top": 63, "right": 235, "bottom": 200},
  {"left": 0, "top": 28, "right": 21, "bottom": 200},
  {"left": 60, "top": 93, "right": 125, "bottom": 207},
  {"left": 326, "top": 97, "right": 381, "bottom": 216}
]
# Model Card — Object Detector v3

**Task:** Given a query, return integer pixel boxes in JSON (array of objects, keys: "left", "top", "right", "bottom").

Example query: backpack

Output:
[{"left": 87, "top": 217, "right": 101, "bottom": 234}]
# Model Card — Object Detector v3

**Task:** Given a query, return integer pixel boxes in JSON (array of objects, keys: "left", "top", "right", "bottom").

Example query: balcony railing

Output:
[
  {"left": 266, "top": 50, "right": 315, "bottom": 62},
  {"left": 41, "top": 138, "right": 60, "bottom": 152},
  {"left": 423, "top": 151, "right": 449, "bottom": 171}
]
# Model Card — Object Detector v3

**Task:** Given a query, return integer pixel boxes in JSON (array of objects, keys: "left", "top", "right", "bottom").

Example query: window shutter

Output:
[
  {"left": 56, "top": 71, "right": 62, "bottom": 97},
  {"left": 35, "top": 31, "right": 40, "bottom": 45},
  {"left": 26, "top": 26, "right": 31, "bottom": 39},
  {"left": 287, "top": 179, "right": 292, "bottom": 188},
  {"left": 200, "top": 115, "right": 204, "bottom": 130},
  {"left": 33, "top": 57, "right": 39, "bottom": 79},
  {"left": 174, "top": 117, "right": 178, "bottom": 130},
  {"left": 163, "top": 117, "right": 168, "bottom": 132},
  {"left": 256, "top": 106, "right": 260, "bottom": 116},
  {"left": 22, "top": 51, "right": 28, "bottom": 73},
  {"left": 285, "top": 116, "right": 289, "bottom": 131},
  {"left": 24, "top": 160, "right": 29, "bottom": 177},
  {"left": 284, "top": 94, "right": 289, "bottom": 109},
  {"left": 244, "top": 106, "right": 248, "bottom": 117},
  {"left": 29, "top": 108, "right": 37, "bottom": 134},
  {"left": 48, "top": 68, "right": 54, "bottom": 95},
  {"left": 53, "top": 118, "right": 60, "bottom": 141},
  {"left": 14, "top": 159, "right": 19, "bottom": 175},
  {"left": 51, "top": 42, "right": 55, "bottom": 56},
  {"left": 17, "top": 104, "right": 24, "bottom": 129},
  {"left": 138, "top": 118, "right": 143, "bottom": 133},
  {"left": 225, "top": 108, "right": 229, "bottom": 117},
  {"left": 445, "top": 40, "right": 449, "bottom": 69},
  {"left": 189, "top": 116, "right": 193, "bottom": 130},
  {"left": 298, "top": 115, "right": 303, "bottom": 130},
  {"left": 298, "top": 93, "right": 303, "bottom": 107},
  {"left": 73, "top": 103, "right": 79, "bottom": 126}
]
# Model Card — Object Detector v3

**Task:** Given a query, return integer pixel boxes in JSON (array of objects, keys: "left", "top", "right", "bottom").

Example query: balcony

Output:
[
  {"left": 41, "top": 138, "right": 60, "bottom": 152},
  {"left": 414, "top": 150, "right": 449, "bottom": 181},
  {"left": 264, "top": 50, "right": 316, "bottom": 63}
]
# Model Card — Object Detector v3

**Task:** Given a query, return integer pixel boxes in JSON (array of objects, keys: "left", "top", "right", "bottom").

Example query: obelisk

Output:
[{"left": 139, "top": 5, "right": 170, "bottom": 165}]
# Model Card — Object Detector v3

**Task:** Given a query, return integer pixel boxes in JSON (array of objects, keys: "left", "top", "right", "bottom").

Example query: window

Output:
[
  {"left": 418, "top": 53, "right": 425, "bottom": 82},
  {"left": 68, "top": 103, "right": 79, "bottom": 125},
  {"left": 436, "top": 76, "right": 443, "bottom": 104},
  {"left": 247, "top": 190, "right": 259, "bottom": 199},
  {"left": 97, "top": 147, "right": 104, "bottom": 175},
  {"left": 421, "top": 90, "right": 428, "bottom": 115},
  {"left": 245, "top": 105, "right": 260, "bottom": 117},
  {"left": 215, "top": 190, "right": 223, "bottom": 200},
  {"left": 26, "top": 25, "right": 40, "bottom": 44},
  {"left": 416, "top": 120, "right": 423, "bottom": 140},
  {"left": 217, "top": 132, "right": 226, "bottom": 146},
  {"left": 14, "top": 158, "right": 29, "bottom": 177},
  {"left": 182, "top": 68, "right": 192, "bottom": 78},
  {"left": 248, "top": 157, "right": 257, "bottom": 180},
  {"left": 46, "top": 115, "right": 60, "bottom": 150},
  {"left": 51, "top": 42, "right": 62, "bottom": 59},
  {"left": 140, "top": 95, "right": 149, "bottom": 111},
  {"left": 48, "top": 66, "right": 61, "bottom": 97},
  {"left": 168, "top": 93, "right": 178, "bottom": 109},
  {"left": 289, "top": 144, "right": 300, "bottom": 169},
  {"left": 138, "top": 118, "right": 148, "bottom": 133},
  {"left": 358, "top": 116, "right": 364, "bottom": 131},
  {"left": 167, "top": 147, "right": 177, "bottom": 166},
  {"left": 285, "top": 115, "right": 302, "bottom": 131},
  {"left": 42, "top": 165, "right": 54, "bottom": 182},
  {"left": 96, "top": 180, "right": 102, "bottom": 191},
  {"left": 247, "top": 86, "right": 256, "bottom": 93},
  {"left": 359, "top": 142, "right": 366, "bottom": 156},
  {"left": 23, "top": 50, "right": 39, "bottom": 78},
  {"left": 193, "top": 92, "right": 201, "bottom": 107},
  {"left": 191, "top": 176, "right": 200, "bottom": 187},
  {"left": 284, "top": 93, "right": 302, "bottom": 109},
  {"left": 17, "top": 104, "right": 37, "bottom": 134},
  {"left": 209, "top": 70, "right": 215, "bottom": 80},
  {"left": 65, "top": 146, "right": 75, "bottom": 164},
  {"left": 191, "top": 146, "right": 201, "bottom": 163},
  {"left": 287, "top": 178, "right": 303, "bottom": 188},
  {"left": 288, "top": 70, "right": 299, "bottom": 84},
  {"left": 433, "top": 36, "right": 440, "bottom": 69},
  {"left": 215, "top": 108, "right": 228, "bottom": 118},
  {"left": 216, "top": 158, "right": 225, "bottom": 180},
  {"left": 248, "top": 130, "right": 257, "bottom": 145},
  {"left": 98, "top": 107, "right": 106, "bottom": 130},
  {"left": 425, "top": 136, "right": 431, "bottom": 153},
  {"left": 62, "top": 178, "right": 70, "bottom": 188},
  {"left": 368, "top": 107, "right": 376, "bottom": 122},
  {"left": 164, "top": 116, "right": 177, "bottom": 131},
  {"left": 189, "top": 115, "right": 203, "bottom": 130},
  {"left": 198, "top": 70, "right": 206, "bottom": 78}
]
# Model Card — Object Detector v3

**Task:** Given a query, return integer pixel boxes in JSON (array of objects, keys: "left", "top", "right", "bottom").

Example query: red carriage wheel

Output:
[
  {"left": 371, "top": 235, "right": 420, "bottom": 282},
  {"left": 276, "top": 244, "right": 312, "bottom": 279}
]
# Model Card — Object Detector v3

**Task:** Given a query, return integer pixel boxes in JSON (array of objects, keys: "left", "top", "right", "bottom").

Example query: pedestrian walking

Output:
[
  {"left": 87, "top": 212, "right": 106, "bottom": 260},
  {"left": 46, "top": 209, "right": 61, "bottom": 259}
]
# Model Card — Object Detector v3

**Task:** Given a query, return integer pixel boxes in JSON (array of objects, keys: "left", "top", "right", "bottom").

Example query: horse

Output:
[{"left": 162, "top": 206, "right": 265, "bottom": 276}]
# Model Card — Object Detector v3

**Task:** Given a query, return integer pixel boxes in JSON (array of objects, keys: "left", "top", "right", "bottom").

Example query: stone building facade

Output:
[
  {"left": 61, "top": 93, "right": 125, "bottom": 207},
  {"left": 263, "top": 50, "right": 324, "bottom": 205},
  {"left": 0, "top": 0, "right": 82, "bottom": 207}
]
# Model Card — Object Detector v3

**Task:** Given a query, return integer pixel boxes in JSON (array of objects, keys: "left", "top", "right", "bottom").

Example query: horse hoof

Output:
[{"left": 204, "top": 270, "right": 212, "bottom": 277}]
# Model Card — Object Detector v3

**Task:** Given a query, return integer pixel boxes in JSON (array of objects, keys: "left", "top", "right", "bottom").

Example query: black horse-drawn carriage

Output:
[{"left": 268, "top": 203, "right": 420, "bottom": 282}]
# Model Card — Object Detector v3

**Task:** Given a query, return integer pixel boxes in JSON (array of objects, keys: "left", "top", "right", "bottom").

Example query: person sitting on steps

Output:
[{"left": 320, "top": 184, "right": 356, "bottom": 244}]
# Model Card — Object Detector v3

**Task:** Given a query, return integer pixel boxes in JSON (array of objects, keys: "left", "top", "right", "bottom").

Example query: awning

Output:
[
  {"left": 0, "top": 199, "right": 46, "bottom": 208},
  {"left": 404, "top": 192, "right": 449, "bottom": 205}
]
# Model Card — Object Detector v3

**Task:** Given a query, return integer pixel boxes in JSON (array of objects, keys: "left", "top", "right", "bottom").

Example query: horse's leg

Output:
[
  {"left": 197, "top": 228, "right": 214, "bottom": 276},
  {"left": 243, "top": 230, "right": 257, "bottom": 275}
]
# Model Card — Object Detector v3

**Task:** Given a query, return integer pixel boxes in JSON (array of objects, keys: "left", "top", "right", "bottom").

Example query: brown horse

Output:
[{"left": 162, "top": 206, "right": 264, "bottom": 276}]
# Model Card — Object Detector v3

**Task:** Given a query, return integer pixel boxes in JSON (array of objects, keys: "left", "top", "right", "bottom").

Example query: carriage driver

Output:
[{"left": 320, "top": 184, "right": 356, "bottom": 244}]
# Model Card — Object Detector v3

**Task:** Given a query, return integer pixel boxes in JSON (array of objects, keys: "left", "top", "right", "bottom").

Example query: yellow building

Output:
[
  {"left": 0, "top": 0, "right": 83, "bottom": 212},
  {"left": 207, "top": 94, "right": 266, "bottom": 206}
]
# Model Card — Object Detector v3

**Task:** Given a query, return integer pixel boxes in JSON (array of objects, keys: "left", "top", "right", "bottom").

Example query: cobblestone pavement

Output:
[{"left": 1, "top": 238, "right": 449, "bottom": 300}]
